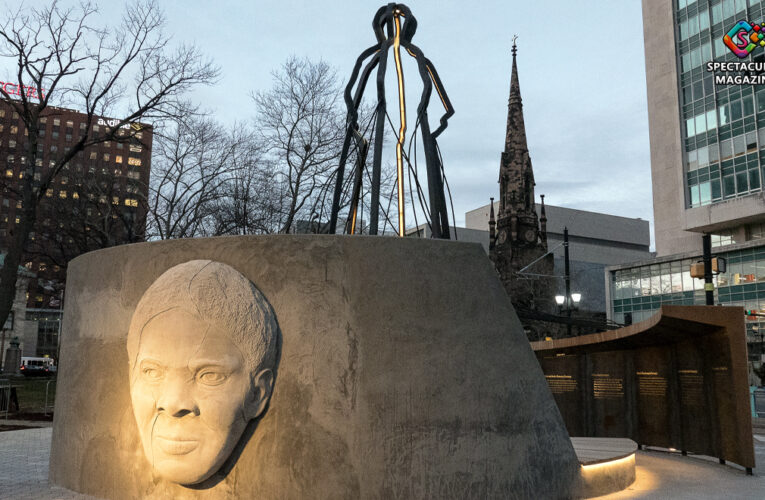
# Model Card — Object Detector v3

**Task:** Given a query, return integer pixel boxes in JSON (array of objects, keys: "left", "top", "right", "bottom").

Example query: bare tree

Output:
[
  {"left": 205, "top": 143, "right": 284, "bottom": 236},
  {"left": 146, "top": 116, "right": 246, "bottom": 240},
  {"left": 0, "top": 0, "right": 217, "bottom": 329},
  {"left": 253, "top": 57, "right": 347, "bottom": 233}
]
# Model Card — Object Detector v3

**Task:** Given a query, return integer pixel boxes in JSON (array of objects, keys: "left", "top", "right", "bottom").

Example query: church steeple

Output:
[
  {"left": 504, "top": 37, "right": 529, "bottom": 156},
  {"left": 498, "top": 37, "right": 536, "bottom": 219},
  {"left": 488, "top": 36, "right": 556, "bottom": 339}
]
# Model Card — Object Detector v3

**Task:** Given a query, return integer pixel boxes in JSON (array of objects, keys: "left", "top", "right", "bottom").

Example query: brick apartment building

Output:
[{"left": 0, "top": 99, "right": 151, "bottom": 358}]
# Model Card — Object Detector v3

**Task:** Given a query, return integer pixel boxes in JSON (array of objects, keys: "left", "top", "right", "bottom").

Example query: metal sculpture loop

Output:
[{"left": 328, "top": 3, "right": 454, "bottom": 238}]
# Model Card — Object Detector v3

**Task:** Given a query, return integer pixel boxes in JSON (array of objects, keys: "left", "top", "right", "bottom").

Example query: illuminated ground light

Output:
[{"left": 579, "top": 453, "right": 637, "bottom": 498}]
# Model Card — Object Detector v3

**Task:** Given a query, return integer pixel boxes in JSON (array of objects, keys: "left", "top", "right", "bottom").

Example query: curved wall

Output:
[
  {"left": 532, "top": 305, "right": 755, "bottom": 469},
  {"left": 50, "top": 235, "right": 580, "bottom": 499}
]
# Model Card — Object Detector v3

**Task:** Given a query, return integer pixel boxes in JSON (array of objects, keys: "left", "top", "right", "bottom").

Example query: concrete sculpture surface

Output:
[
  {"left": 127, "top": 260, "right": 278, "bottom": 485},
  {"left": 50, "top": 236, "right": 581, "bottom": 499}
]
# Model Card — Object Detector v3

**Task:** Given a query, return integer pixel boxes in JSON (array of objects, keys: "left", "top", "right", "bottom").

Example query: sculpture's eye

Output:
[
  {"left": 141, "top": 365, "right": 164, "bottom": 381},
  {"left": 198, "top": 370, "right": 226, "bottom": 386}
]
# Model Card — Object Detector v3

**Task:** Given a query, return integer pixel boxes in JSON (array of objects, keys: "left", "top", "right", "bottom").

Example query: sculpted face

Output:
[{"left": 127, "top": 260, "right": 277, "bottom": 486}]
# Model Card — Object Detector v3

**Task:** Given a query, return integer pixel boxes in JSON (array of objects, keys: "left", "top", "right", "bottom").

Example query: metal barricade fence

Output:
[
  {"left": 0, "top": 379, "right": 10, "bottom": 419},
  {"left": 754, "top": 388, "right": 765, "bottom": 418}
]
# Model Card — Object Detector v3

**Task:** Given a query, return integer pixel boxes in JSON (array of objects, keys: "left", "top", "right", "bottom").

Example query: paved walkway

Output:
[
  {"left": 596, "top": 434, "right": 765, "bottom": 499},
  {"left": 0, "top": 428, "right": 99, "bottom": 500},
  {"left": 1, "top": 428, "right": 764, "bottom": 499}
]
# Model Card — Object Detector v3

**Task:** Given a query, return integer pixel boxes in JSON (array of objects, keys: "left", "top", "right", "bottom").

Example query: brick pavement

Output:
[
  {"left": 0, "top": 428, "right": 98, "bottom": 500},
  {"left": 0, "top": 427, "right": 764, "bottom": 499}
]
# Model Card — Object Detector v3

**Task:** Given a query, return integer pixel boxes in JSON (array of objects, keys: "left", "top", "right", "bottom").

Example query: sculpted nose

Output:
[{"left": 157, "top": 376, "right": 199, "bottom": 417}]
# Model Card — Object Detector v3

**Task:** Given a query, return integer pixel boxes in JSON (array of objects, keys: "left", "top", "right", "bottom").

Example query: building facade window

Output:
[
  {"left": 27, "top": 310, "right": 61, "bottom": 358},
  {"left": 677, "top": 0, "right": 765, "bottom": 208},
  {"left": 711, "top": 229, "right": 735, "bottom": 248},
  {"left": 610, "top": 245, "right": 765, "bottom": 354},
  {"left": 749, "top": 223, "right": 765, "bottom": 240}
]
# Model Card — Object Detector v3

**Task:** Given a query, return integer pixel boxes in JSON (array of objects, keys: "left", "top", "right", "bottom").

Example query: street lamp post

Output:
[
  {"left": 556, "top": 227, "right": 582, "bottom": 336},
  {"left": 555, "top": 292, "right": 582, "bottom": 336},
  {"left": 564, "top": 227, "right": 571, "bottom": 334}
]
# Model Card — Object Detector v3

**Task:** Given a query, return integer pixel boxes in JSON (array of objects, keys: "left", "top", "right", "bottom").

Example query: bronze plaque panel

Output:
[
  {"left": 539, "top": 354, "right": 585, "bottom": 436},
  {"left": 700, "top": 333, "right": 739, "bottom": 463},
  {"left": 589, "top": 351, "right": 630, "bottom": 438},
  {"left": 675, "top": 339, "right": 714, "bottom": 457},
  {"left": 634, "top": 346, "right": 674, "bottom": 448}
]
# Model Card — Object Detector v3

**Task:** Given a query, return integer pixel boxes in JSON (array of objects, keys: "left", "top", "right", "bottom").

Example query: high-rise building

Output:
[
  {"left": 0, "top": 99, "right": 151, "bottom": 356},
  {"left": 606, "top": 1, "right": 765, "bottom": 377},
  {"left": 644, "top": 0, "right": 765, "bottom": 255}
]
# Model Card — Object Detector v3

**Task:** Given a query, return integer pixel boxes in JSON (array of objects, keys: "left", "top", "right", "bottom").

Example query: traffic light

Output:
[
  {"left": 690, "top": 257, "right": 727, "bottom": 278},
  {"left": 690, "top": 262, "right": 704, "bottom": 278},
  {"left": 712, "top": 256, "right": 726, "bottom": 273}
]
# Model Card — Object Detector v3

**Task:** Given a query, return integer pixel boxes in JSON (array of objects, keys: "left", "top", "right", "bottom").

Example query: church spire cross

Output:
[{"left": 504, "top": 35, "right": 528, "bottom": 159}]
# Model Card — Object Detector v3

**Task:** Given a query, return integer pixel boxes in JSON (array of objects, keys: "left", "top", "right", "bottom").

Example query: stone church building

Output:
[{"left": 489, "top": 43, "right": 557, "bottom": 339}]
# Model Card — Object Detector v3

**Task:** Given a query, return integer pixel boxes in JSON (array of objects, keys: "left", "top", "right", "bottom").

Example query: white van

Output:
[{"left": 20, "top": 357, "right": 56, "bottom": 377}]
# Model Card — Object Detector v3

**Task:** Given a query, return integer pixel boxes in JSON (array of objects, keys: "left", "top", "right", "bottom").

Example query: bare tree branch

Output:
[
  {"left": 0, "top": 0, "right": 218, "bottom": 332},
  {"left": 253, "top": 57, "right": 347, "bottom": 233}
]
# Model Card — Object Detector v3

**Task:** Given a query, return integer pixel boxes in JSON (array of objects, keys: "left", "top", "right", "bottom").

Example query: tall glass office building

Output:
[
  {"left": 679, "top": 0, "right": 765, "bottom": 211},
  {"left": 607, "top": 1, "right": 765, "bottom": 369}
]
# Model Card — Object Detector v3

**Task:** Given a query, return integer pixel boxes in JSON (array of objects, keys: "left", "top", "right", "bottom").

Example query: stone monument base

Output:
[{"left": 50, "top": 236, "right": 581, "bottom": 499}]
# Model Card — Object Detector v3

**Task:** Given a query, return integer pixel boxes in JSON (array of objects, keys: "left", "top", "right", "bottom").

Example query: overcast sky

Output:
[{"left": 63, "top": 1, "right": 655, "bottom": 245}]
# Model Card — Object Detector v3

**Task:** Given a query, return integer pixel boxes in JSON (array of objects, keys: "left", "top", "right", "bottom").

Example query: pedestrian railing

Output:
[
  {"left": 754, "top": 388, "right": 765, "bottom": 418},
  {"left": 0, "top": 379, "right": 10, "bottom": 419},
  {"left": 44, "top": 379, "right": 55, "bottom": 416}
]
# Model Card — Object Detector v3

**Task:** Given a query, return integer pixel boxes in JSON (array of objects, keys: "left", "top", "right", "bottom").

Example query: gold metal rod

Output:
[
  {"left": 426, "top": 66, "right": 448, "bottom": 109},
  {"left": 393, "top": 13, "right": 406, "bottom": 236}
]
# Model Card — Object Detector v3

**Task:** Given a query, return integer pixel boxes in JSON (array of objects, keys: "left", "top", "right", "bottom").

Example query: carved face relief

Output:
[{"left": 127, "top": 260, "right": 277, "bottom": 486}]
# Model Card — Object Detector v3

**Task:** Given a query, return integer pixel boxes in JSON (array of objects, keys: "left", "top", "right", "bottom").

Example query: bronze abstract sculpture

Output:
[{"left": 329, "top": 3, "right": 454, "bottom": 238}]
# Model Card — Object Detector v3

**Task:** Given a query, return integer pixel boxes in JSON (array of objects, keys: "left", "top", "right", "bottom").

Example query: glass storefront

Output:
[{"left": 610, "top": 244, "right": 765, "bottom": 359}]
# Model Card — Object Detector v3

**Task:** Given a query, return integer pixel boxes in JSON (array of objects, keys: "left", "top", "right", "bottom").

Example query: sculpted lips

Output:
[{"left": 155, "top": 436, "right": 199, "bottom": 455}]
